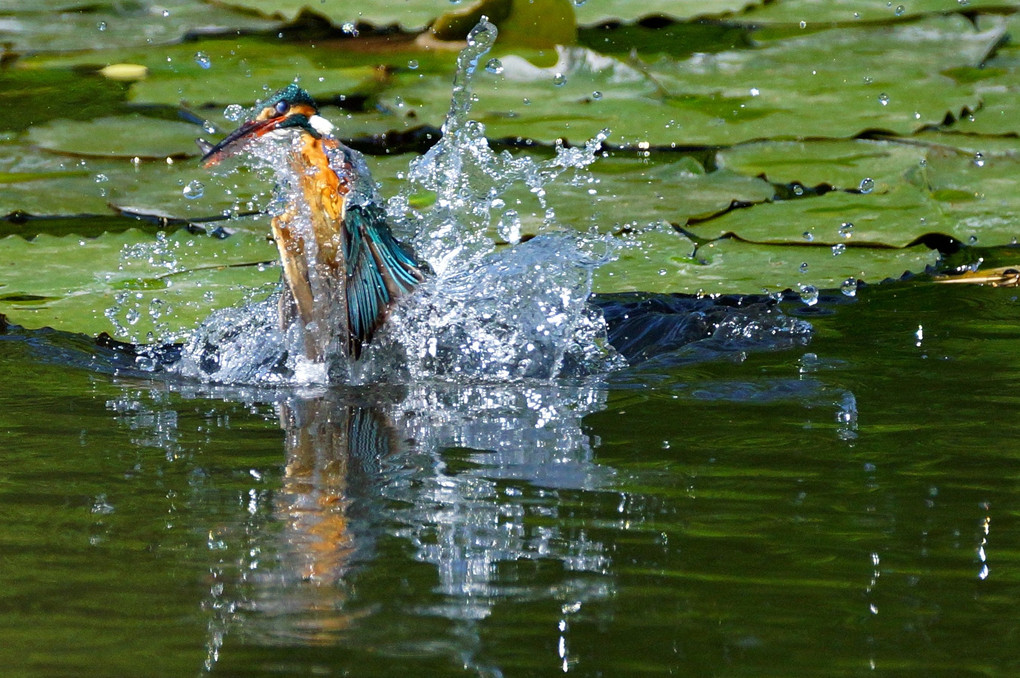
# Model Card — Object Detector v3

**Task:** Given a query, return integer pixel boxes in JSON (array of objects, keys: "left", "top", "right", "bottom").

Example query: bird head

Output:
[{"left": 200, "top": 84, "right": 328, "bottom": 167}]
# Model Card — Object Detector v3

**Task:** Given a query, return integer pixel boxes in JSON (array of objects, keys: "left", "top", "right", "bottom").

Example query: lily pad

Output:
[
  {"left": 686, "top": 154, "right": 1020, "bottom": 248},
  {"left": 741, "top": 0, "right": 1014, "bottom": 25},
  {"left": 0, "top": 229, "right": 279, "bottom": 339},
  {"left": 27, "top": 115, "right": 203, "bottom": 159},
  {"left": 209, "top": 0, "right": 447, "bottom": 29},
  {"left": 574, "top": 0, "right": 765, "bottom": 25},
  {"left": 592, "top": 222, "right": 939, "bottom": 295},
  {"left": 0, "top": 0, "right": 280, "bottom": 53},
  {"left": 716, "top": 139, "right": 929, "bottom": 192},
  {"left": 376, "top": 15, "right": 1005, "bottom": 146}
]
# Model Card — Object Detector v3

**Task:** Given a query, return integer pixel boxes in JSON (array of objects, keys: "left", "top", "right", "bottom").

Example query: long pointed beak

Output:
[{"left": 200, "top": 117, "right": 283, "bottom": 167}]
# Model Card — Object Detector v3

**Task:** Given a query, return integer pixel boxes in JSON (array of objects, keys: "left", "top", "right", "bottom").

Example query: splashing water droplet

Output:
[
  {"left": 485, "top": 58, "right": 503, "bottom": 75},
  {"left": 223, "top": 104, "right": 245, "bottom": 122},
  {"left": 95, "top": 173, "right": 109, "bottom": 183},
  {"left": 839, "top": 222, "right": 854, "bottom": 239},
  {"left": 194, "top": 52, "right": 211, "bottom": 69},
  {"left": 798, "top": 284, "right": 819, "bottom": 306},
  {"left": 831, "top": 243, "right": 846, "bottom": 256},
  {"left": 859, "top": 177, "right": 875, "bottom": 194},
  {"left": 183, "top": 180, "right": 205, "bottom": 200},
  {"left": 341, "top": 22, "right": 359, "bottom": 37},
  {"left": 841, "top": 278, "right": 858, "bottom": 297},
  {"left": 878, "top": 93, "right": 890, "bottom": 106}
]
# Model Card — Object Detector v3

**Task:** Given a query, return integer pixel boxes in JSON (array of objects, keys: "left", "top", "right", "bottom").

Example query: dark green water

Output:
[{"left": 2, "top": 280, "right": 1019, "bottom": 677}]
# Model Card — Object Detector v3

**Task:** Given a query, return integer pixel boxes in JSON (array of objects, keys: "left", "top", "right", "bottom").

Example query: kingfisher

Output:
[{"left": 200, "top": 84, "right": 424, "bottom": 362}]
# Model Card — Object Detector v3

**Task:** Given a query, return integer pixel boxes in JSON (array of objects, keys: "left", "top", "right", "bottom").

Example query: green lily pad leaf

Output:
[
  {"left": 0, "top": 0, "right": 281, "bottom": 53},
  {"left": 210, "top": 0, "right": 448, "bottom": 29},
  {"left": 717, "top": 139, "right": 928, "bottom": 192},
  {"left": 574, "top": 0, "right": 765, "bottom": 25},
  {"left": 593, "top": 222, "right": 938, "bottom": 295},
  {"left": 687, "top": 154, "right": 1020, "bottom": 248},
  {"left": 0, "top": 229, "right": 279, "bottom": 339},
  {"left": 0, "top": 69, "right": 129, "bottom": 133},
  {"left": 0, "top": 228, "right": 279, "bottom": 338},
  {"left": 377, "top": 15, "right": 1004, "bottom": 146},
  {"left": 433, "top": 0, "right": 577, "bottom": 47},
  {"left": 741, "top": 0, "right": 1012, "bottom": 24},
  {"left": 17, "top": 36, "right": 449, "bottom": 109},
  {"left": 27, "top": 115, "right": 202, "bottom": 159}
]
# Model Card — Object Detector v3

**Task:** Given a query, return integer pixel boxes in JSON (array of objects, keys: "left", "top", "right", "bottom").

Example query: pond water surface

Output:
[{"left": 2, "top": 277, "right": 1019, "bottom": 677}]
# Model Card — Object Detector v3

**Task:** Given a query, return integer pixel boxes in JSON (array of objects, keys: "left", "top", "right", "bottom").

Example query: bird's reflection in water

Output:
[{"left": 120, "top": 380, "right": 618, "bottom": 669}]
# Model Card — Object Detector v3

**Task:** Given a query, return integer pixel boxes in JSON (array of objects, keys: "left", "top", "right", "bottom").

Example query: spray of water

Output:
[{"left": 171, "top": 18, "right": 623, "bottom": 385}]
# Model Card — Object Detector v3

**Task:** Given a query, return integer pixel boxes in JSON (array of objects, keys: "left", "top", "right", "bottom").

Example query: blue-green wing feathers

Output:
[{"left": 343, "top": 202, "right": 423, "bottom": 358}]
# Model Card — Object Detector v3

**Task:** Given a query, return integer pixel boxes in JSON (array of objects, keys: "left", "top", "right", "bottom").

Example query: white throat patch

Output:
[{"left": 308, "top": 114, "right": 334, "bottom": 136}]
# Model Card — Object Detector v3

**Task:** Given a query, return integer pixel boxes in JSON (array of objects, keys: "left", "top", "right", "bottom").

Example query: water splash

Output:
[{"left": 173, "top": 18, "right": 622, "bottom": 385}]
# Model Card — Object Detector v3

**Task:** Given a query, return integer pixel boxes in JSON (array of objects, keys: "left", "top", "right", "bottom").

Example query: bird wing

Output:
[{"left": 342, "top": 201, "right": 423, "bottom": 358}]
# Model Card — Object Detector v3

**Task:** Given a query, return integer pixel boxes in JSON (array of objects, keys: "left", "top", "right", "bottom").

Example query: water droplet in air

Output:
[
  {"left": 161, "top": 9, "right": 170, "bottom": 17},
  {"left": 798, "top": 284, "right": 819, "bottom": 306},
  {"left": 799, "top": 20, "right": 807, "bottom": 29},
  {"left": 792, "top": 184, "right": 804, "bottom": 196},
  {"left": 485, "top": 58, "right": 503, "bottom": 75},
  {"left": 863, "top": 75, "right": 873, "bottom": 84},
  {"left": 749, "top": 87, "right": 760, "bottom": 96},
  {"left": 839, "top": 222, "right": 854, "bottom": 238},
  {"left": 832, "top": 243, "right": 846, "bottom": 256},
  {"left": 958, "top": 0, "right": 970, "bottom": 5},
  {"left": 553, "top": 73, "right": 567, "bottom": 87},
  {"left": 573, "top": 0, "right": 587, "bottom": 6},
  {"left": 202, "top": 121, "right": 216, "bottom": 134},
  {"left": 224, "top": 104, "right": 245, "bottom": 121},
  {"left": 408, "top": 59, "right": 419, "bottom": 70},
  {"left": 341, "top": 22, "right": 359, "bottom": 37},
  {"left": 802, "top": 231, "right": 814, "bottom": 242},
  {"left": 968, "top": 235, "right": 978, "bottom": 244},
  {"left": 592, "top": 91, "right": 603, "bottom": 100},
  {"left": 799, "top": 262, "right": 809, "bottom": 273},
  {"left": 859, "top": 177, "right": 875, "bottom": 193},
  {"left": 194, "top": 52, "right": 211, "bottom": 69},
  {"left": 183, "top": 180, "right": 205, "bottom": 199},
  {"left": 97, "top": 21, "right": 107, "bottom": 31},
  {"left": 894, "top": 4, "right": 905, "bottom": 15},
  {"left": 973, "top": 152, "right": 985, "bottom": 167},
  {"left": 878, "top": 93, "right": 889, "bottom": 106},
  {"left": 841, "top": 278, "right": 858, "bottom": 297}
]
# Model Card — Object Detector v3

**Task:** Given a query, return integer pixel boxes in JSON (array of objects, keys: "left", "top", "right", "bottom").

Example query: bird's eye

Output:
[{"left": 275, "top": 101, "right": 289, "bottom": 115}]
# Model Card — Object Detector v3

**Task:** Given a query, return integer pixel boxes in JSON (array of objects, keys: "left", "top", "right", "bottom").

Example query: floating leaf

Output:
[
  {"left": 0, "top": 0, "right": 280, "bottom": 52},
  {"left": 0, "top": 229, "right": 278, "bottom": 339},
  {"left": 432, "top": 0, "right": 577, "bottom": 47},
  {"left": 742, "top": 0, "right": 1013, "bottom": 24},
  {"left": 27, "top": 115, "right": 202, "bottom": 159},
  {"left": 376, "top": 16, "right": 1005, "bottom": 146},
  {"left": 574, "top": 0, "right": 765, "bottom": 24},
  {"left": 593, "top": 223, "right": 938, "bottom": 294}
]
